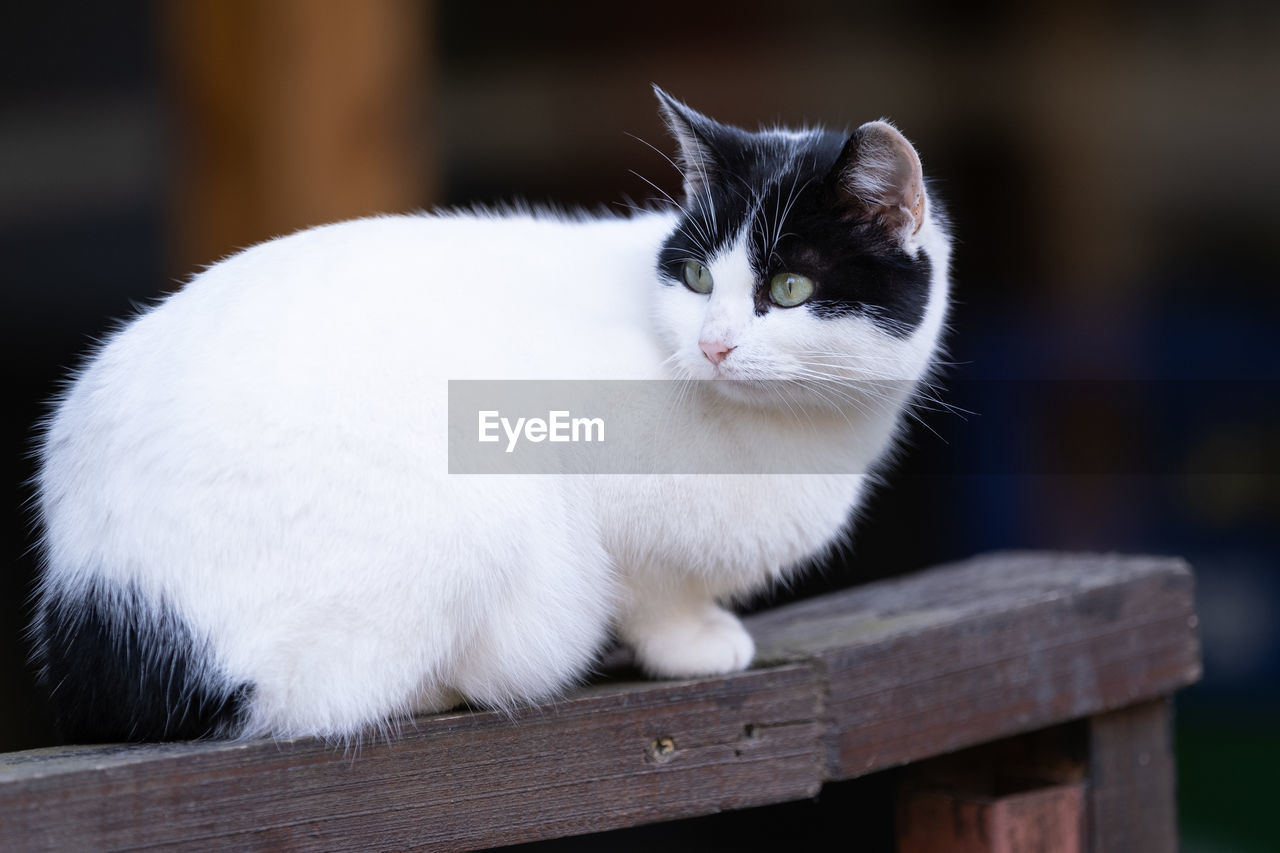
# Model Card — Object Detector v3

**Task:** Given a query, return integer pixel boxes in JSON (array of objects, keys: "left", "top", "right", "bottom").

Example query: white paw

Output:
[{"left": 630, "top": 605, "right": 755, "bottom": 678}]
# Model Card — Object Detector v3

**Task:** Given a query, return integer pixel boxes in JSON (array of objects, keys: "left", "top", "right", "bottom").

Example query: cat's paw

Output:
[{"left": 628, "top": 605, "right": 755, "bottom": 678}]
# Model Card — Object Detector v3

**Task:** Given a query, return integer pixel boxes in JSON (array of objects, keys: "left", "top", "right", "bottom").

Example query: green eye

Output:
[
  {"left": 682, "top": 260, "right": 713, "bottom": 294},
  {"left": 770, "top": 272, "right": 815, "bottom": 307}
]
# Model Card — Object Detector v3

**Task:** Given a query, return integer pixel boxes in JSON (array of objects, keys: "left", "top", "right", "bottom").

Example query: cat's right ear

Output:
[
  {"left": 654, "top": 86, "right": 723, "bottom": 204},
  {"left": 827, "top": 121, "right": 927, "bottom": 248}
]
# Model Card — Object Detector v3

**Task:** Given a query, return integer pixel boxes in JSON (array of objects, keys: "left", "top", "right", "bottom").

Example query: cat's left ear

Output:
[
  {"left": 827, "top": 121, "right": 927, "bottom": 247},
  {"left": 654, "top": 86, "right": 725, "bottom": 203}
]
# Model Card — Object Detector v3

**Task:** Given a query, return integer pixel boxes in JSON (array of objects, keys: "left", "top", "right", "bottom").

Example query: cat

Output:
[{"left": 30, "top": 87, "right": 951, "bottom": 743}]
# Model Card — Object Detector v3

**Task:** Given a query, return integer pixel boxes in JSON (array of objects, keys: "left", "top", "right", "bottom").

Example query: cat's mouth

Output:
[
  {"left": 707, "top": 362, "right": 734, "bottom": 380},
  {"left": 699, "top": 373, "right": 881, "bottom": 414},
  {"left": 700, "top": 349, "right": 762, "bottom": 382},
  {"left": 698, "top": 376, "right": 801, "bottom": 408},
  {"left": 705, "top": 362, "right": 760, "bottom": 385}
]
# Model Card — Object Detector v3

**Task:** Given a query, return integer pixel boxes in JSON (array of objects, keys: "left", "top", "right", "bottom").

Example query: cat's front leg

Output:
[{"left": 617, "top": 581, "right": 755, "bottom": 678}]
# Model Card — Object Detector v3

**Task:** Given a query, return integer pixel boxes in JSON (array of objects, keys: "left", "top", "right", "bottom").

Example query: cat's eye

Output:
[
  {"left": 770, "top": 272, "right": 815, "bottom": 307},
  {"left": 682, "top": 261, "right": 714, "bottom": 294}
]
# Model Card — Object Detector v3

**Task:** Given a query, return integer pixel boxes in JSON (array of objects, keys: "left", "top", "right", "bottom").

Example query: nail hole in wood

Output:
[{"left": 647, "top": 736, "right": 676, "bottom": 764}]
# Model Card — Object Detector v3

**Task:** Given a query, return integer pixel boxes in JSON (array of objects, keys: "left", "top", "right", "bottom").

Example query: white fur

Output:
[{"left": 37, "top": 191, "right": 950, "bottom": 740}]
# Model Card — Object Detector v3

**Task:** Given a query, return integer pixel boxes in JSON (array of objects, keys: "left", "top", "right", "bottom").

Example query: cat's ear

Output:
[
  {"left": 653, "top": 86, "right": 724, "bottom": 203},
  {"left": 827, "top": 121, "right": 926, "bottom": 246}
]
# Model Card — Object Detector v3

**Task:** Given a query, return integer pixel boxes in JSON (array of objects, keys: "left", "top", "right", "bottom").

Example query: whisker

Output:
[
  {"left": 627, "top": 169, "right": 677, "bottom": 207},
  {"left": 626, "top": 131, "right": 692, "bottom": 192}
]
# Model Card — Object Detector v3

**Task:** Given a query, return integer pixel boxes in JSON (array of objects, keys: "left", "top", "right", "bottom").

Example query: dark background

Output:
[{"left": 3, "top": 2, "right": 1277, "bottom": 849}]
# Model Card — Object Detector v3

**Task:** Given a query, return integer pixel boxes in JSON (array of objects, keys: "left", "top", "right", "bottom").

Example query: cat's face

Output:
[{"left": 651, "top": 90, "right": 948, "bottom": 407}]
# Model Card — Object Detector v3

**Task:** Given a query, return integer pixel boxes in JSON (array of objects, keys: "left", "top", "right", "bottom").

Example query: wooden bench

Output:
[{"left": 0, "top": 552, "right": 1200, "bottom": 851}]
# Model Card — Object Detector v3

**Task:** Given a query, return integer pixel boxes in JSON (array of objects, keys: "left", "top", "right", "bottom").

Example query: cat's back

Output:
[
  {"left": 152, "top": 209, "right": 676, "bottom": 381},
  {"left": 44, "top": 209, "right": 676, "bottom": 500}
]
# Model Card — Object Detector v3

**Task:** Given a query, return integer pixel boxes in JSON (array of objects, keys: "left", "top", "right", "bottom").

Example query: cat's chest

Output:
[{"left": 593, "top": 473, "right": 865, "bottom": 585}]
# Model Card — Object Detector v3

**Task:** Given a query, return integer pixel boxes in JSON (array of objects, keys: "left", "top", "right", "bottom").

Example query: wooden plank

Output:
[
  {"left": 0, "top": 667, "right": 820, "bottom": 851},
  {"left": 1087, "top": 700, "right": 1178, "bottom": 853},
  {"left": 895, "top": 721, "right": 1088, "bottom": 852},
  {"left": 897, "top": 783, "right": 1086, "bottom": 853},
  {"left": 0, "top": 553, "right": 1200, "bottom": 851},
  {"left": 748, "top": 552, "right": 1201, "bottom": 780}
]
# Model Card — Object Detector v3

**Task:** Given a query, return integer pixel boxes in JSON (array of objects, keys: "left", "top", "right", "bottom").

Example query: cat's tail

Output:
[{"left": 30, "top": 578, "right": 253, "bottom": 743}]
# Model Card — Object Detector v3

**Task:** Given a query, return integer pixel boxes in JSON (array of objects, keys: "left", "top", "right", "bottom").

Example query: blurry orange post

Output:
[{"left": 162, "top": 0, "right": 433, "bottom": 280}]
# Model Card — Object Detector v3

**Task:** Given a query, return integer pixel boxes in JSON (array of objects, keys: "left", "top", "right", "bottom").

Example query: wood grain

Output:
[
  {"left": 0, "top": 553, "right": 1200, "bottom": 851},
  {"left": 895, "top": 718, "right": 1089, "bottom": 852},
  {"left": 1087, "top": 700, "right": 1179, "bottom": 853},
  {"left": 897, "top": 783, "right": 1086, "bottom": 853},
  {"left": 748, "top": 552, "right": 1201, "bottom": 780}
]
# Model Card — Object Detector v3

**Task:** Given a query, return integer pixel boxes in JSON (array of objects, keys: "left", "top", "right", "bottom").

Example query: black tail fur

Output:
[{"left": 32, "top": 579, "right": 252, "bottom": 743}]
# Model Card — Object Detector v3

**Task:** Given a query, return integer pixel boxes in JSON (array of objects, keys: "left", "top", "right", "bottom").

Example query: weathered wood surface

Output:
[
  {"left": 1087, "top": 700, "right": 1179, "bottom": 853},
  {"left": 894, "top": 717, "right": 1090, "bottom": 852},
  {"left": 0, "top": 552, "right": 1200, "bottom": 852},
  {"left": 748, "top": 551, "right": 1201, "bottom": 781},
  {"left": 897, "top": 782, "right": 1087, "bottom": 853}
]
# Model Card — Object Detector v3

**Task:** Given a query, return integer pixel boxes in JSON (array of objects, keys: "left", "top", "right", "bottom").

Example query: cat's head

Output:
[{"left": 651, "top": 88, "right": 950, "bottom": 408}]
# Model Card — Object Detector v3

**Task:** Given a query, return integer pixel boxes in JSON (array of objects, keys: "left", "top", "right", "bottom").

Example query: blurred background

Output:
[{"left": 3, "top": 1, "right": 1276, "bottom": 849}]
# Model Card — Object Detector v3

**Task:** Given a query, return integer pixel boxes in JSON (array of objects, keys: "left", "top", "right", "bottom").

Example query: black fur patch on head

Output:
[
  {"left": 653, "top": 122, "right": 762, "bottom": 274},
  {"left": 33, "top": 580, "right": 252, "bottom": 743},
  {"left": 654, "top": 93, "right": 934, "bottom": 338},
  {"left": 753, "top": 142, "right": 934, "bottom": 333}
]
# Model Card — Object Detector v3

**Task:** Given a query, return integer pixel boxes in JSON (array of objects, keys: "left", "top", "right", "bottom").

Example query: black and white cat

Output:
[{"left": 32, "top": 88, "right": 951, "bottom": 742}]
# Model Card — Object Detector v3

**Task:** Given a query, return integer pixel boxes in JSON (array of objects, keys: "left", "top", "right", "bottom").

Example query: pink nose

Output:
[{"left": 699, "top": 340, "right": 735, "bottom": 366}]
